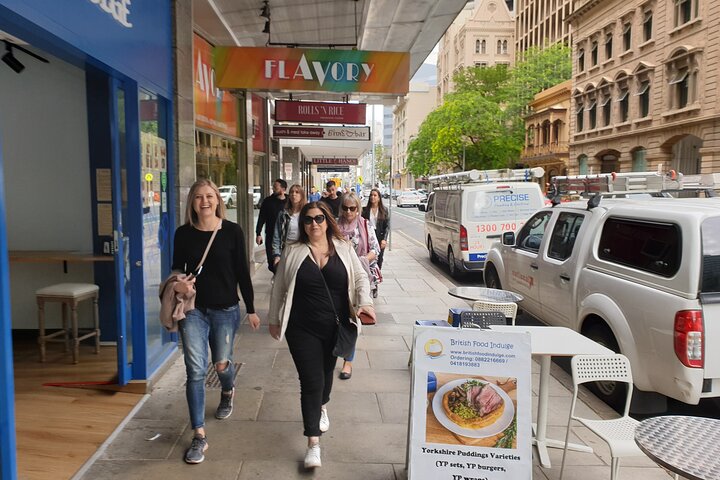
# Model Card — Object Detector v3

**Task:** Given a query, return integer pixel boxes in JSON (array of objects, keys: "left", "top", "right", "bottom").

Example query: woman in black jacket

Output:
[{"left": 361, "top": 188, "right": 389, "bottom": 270}]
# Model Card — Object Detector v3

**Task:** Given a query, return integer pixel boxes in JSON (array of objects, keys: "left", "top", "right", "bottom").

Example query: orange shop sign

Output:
[
  {"left": 213, "top": 47, "right": 409, "bottom": 95},
  {"left": 193, "top": 34, "right": 238, "bottom": 137}
]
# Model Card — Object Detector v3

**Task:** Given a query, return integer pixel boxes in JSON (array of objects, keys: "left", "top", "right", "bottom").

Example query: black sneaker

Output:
[
  {"left": 215, "top": 388, "right": 234, "bottom": 419},
  {"left": 184, "top": 435, "right": 208, "bottom": 464}
]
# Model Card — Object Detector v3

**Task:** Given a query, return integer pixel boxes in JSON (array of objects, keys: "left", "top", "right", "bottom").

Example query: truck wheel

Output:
[
  {"left": 227, "top": 198, "right": 234, "bottom": 208},
  {"left": 484, "top": 264, "right": 502, "bottom": 290},
  {"left": 584, "top": 323, "right": 627, "bottom": 413},
  {"left": 428, "top": 237, "right": 438, "bottom": 264},
  {"left": 448, "top": 248, "right": 461, "bottom": 278}
]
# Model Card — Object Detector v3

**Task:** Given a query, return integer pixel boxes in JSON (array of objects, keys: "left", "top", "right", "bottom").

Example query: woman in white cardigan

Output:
[{"left": 268, "top": 201, "right": 375, "bottom": 469}]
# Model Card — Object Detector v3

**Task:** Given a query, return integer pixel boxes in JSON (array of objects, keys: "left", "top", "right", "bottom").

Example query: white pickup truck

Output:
[{"left": 484, "top": 195, "right": 720, "bottom": 409}]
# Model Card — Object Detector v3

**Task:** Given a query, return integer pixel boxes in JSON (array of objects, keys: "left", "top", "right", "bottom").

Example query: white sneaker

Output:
[
  {"left": 319, "top": 406, "right": 330, "bottom": 433},
  {"left": 304, "top": 443, "right": 322, "bottom": 468}
]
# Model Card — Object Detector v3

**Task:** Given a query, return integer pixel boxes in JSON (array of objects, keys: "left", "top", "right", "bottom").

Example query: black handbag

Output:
[{"left": 317, "top": 261, "right": 357, "bottom": 358}]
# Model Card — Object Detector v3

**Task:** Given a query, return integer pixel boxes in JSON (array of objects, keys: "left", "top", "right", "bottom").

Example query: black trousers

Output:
[
  {"left": 377, "top": 246, "right": 386, "bottom": 269},
  {"left": 285, "top": 323, "right": 337, "bottom": 437},
  {"left": 264, "top": 235, "right": 276, "bottom": 273}
]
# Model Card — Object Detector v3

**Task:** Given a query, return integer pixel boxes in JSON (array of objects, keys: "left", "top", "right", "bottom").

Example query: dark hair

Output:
[
  {"left": 274, "top": 178, "right": 288, "bottom": 190},
  {"left": 326, "top": 180, "right": 336, "bottom": 189},
  {"left": 366, "top": 188, "right": 388, "bottom": 218},
  {"left": 298, "top": 202, "right": 344, "bottom": 255},
  {"left": 285, "top": 184, "right": 307, "bottom": 213}
]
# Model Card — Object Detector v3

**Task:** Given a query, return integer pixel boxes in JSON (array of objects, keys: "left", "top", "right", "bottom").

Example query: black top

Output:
[
  {"left": 361, "top": 205, "right": 390, "bottom": 242},
  {"left": 256, "top": 194, "right": 287, "bottom": 237},
  {"left": 172, "top": 219, "right": 255, "bottom": 312},
  {"left": 289, "top": 254, "right": 349, "bottom": 336},
  {"left": 320, "top": 194, "right": 343, "bottom": 218}
]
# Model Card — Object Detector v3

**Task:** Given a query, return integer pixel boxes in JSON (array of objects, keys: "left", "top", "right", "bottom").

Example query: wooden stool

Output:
[{"left": 36, "top": 283, "right": 100, "bottom": 364}]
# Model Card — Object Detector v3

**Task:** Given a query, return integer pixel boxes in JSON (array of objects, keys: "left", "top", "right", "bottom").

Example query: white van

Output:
[{"left": 420, "top": 168, "right": 546, "bottom": 277}]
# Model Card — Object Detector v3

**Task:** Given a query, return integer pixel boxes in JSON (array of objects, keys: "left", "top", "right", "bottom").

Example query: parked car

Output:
[
  {"left": 420, "top": 168, "right": 545, "bottom": 277},
  {"left": 484, "top": 195, "right": 720, "bottom": 409},
  {"left": 219, "top": 185, "right": 237, "bottom": 208},
  {"left": 396, "top": 190, "right": 422, "bottom": 207}
]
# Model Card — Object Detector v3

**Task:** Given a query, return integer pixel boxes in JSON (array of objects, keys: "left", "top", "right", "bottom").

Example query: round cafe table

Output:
[
  {"left": 447, "top": 286, "right": 523, "bottom": 303},
  {"left": 634, "top": 415, "right": 720, "bottom": 480}
]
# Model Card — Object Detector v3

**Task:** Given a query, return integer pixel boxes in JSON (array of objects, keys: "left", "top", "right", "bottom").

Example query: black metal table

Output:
[{"left": 634, "top": 415, "right": 720, "bottom": 480}]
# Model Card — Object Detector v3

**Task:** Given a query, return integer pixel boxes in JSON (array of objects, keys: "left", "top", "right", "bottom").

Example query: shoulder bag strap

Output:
[{"left": 192, "top": 219, "right": 221, "bottom": 277}]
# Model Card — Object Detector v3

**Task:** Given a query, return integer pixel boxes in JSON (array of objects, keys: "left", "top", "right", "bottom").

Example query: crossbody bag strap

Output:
[
  {"left": 311, "top": 247, "right": 341, "bottom": 325},
  {"left": 193, "top": 219, "right": 221, "bottom": 276}
]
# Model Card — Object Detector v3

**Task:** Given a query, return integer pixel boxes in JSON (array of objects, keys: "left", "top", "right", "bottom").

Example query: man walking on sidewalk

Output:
[{"left": 256, "top": 178, "right": 287, "bottom": 273}]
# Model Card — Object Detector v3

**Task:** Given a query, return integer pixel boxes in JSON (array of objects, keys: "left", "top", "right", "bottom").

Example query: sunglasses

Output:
[
  {"left": 302, "top": 214, "right": 326, "bottom": 225},
  {"left": 341, "top": 205, "right": 358, "bottom": 212}
]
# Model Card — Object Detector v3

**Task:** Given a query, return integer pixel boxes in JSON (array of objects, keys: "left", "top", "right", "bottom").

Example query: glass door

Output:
[{"left": 110, "top": 79, "right": 133, "bottom": 385}]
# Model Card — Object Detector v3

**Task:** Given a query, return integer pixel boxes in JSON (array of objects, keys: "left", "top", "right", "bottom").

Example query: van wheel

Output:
[
  {"left": 584, "top": 323, "right": 627, "bottom": 413},
  {"left": 448, "top": 248, "right": 461, "bottom": 278},
  {"left": 428, "top": 237, "right": 438, "bottom": 263},
  {"left": 227, "top": 199, "right": 234, "bottom": 208},
  {"left": 484, "top": 264, "right": 502, "bottom": 290}
]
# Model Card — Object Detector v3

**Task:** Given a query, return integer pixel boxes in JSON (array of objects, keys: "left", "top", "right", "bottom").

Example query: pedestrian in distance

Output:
[
  {"left": 319, "top": 180, "right": 342, "bottom": 218},
  {"left": 271, "top": 183, "right": 307, "bottom": 268},
  {"left": 171, "top": 179, "right": 261, "bottom": 465},
  {"left": 308, "top": 185, "right": 321, "bottom": 202},
  {"left": 337, "top": 192, "right": 380, "bottom": 380},
  {"left": 268, "top": 201, "right": 375, "bottom": 469},
  {"left": 255, "top": 178, "right": 287, "bottom": 273},
  {"left": 362, "top": 187, "right": 389, "bottom": 271}
]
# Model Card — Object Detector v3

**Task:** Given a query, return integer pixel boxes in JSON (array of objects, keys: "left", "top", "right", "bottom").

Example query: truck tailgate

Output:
[{"left": 703, "top": 299, "right": 720, "bottom": 378}]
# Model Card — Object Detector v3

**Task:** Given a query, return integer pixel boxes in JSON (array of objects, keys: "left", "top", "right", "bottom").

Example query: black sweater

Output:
[{"left": 172, "top": 220, "right": 255, "bottom": 313}]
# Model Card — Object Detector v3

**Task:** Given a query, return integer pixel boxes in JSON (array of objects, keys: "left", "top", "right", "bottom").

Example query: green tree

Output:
[{"left": 406, "top": 43, "right": 571, "bottom": 177}]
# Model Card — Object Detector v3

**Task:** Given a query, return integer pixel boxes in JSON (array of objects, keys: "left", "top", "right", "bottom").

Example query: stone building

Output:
[
  {"left": 567, "top": 0, "right": 720, "bottom": 175},
  {"left": 522, "top": 80, "right": 572, "bottom": 187},
  {"left": 437, "top": 0, "right": 515, "bottom": 103}
]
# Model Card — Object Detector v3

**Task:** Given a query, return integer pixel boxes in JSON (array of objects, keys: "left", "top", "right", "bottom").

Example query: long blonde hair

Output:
[{"left": 184, "top": 179, "right": 226, "bottom": 227}]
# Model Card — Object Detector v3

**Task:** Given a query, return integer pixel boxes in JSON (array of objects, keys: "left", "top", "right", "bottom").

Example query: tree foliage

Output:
[{"left": 406, "top": 43, "right": 571, "bottom": 177}]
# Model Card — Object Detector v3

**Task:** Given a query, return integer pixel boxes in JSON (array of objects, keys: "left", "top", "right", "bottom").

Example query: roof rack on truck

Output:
[
  {"left": 551, "top": 170, "right": 684, "bottom": 197},
  {"left": 429, "top": 167, "right": 545, "bottom": 188}
]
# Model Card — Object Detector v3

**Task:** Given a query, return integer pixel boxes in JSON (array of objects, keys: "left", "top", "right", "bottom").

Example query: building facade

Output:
[
  {"left": 392, "top": 82, "right": 438, "bottom": 189},
  {"left": 522, "top": 80, "right": 573, "bottom": 186},
  {"left": 515, "top": 0, "right": 576, "bottom": 54},
  {"left": 437, "top": 0, "right": 516, "bottom": 102},
  {"left": 567, "top": 0, "right": 720, "bottom": 175}
]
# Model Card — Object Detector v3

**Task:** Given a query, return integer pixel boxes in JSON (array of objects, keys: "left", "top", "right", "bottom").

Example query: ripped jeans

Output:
[{"left": 179, "top": 305, "right": 240, "bottom": 429}]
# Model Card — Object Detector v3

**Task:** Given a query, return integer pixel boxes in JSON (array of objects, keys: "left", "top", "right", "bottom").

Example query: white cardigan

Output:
[{"left": 268, "top": 237, "right": 373, "bottom": 341}]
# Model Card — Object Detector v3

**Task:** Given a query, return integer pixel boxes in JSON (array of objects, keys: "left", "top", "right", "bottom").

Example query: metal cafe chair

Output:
[{"left": 460, "top": 310, "right": 506, "bottom": 329}]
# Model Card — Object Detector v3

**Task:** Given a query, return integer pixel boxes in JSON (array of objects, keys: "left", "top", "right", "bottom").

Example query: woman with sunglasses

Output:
[
  {"left": 271, "top": 184, "right": 307, "bottom": 268},
  {"left": 337, "top": 192, "right": 381, "bottom": 380},
  {"left": 269, "top": 201, "right": 375, "bottom": 469},
  {"left": 171, "top": 179, "right": 261, "bottom": 464}
]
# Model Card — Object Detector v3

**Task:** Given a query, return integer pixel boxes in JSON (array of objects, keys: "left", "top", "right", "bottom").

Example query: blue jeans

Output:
[{"left": 179, "top": 305, "right": 240, "bottom": 429}]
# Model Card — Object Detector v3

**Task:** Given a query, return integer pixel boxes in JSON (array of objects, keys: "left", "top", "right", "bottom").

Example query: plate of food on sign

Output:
[{"left": 432, "top": 377, "right": 515, "bottom": 439}]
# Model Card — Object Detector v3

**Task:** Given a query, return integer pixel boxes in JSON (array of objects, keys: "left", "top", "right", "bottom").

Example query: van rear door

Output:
[{"left": 462, "top": 184, "right": 545, "bottom": 265}]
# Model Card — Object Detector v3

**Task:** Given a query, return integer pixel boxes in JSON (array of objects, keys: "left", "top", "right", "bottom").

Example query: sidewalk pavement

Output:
[{"left": 74, "top": 233, "right": 673, "bottom": 480}]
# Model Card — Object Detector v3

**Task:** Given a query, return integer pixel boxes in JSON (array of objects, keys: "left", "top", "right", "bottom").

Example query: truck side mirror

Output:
[
  {"left": 502, "top": 232, "right": 515, "bottom": 246},
  {"left": 418, "top": 204, "right": 426, "bottom": 212}
]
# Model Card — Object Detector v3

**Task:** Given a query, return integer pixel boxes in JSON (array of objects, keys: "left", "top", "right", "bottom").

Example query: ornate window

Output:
[
  {"left": 623, "top": 22, "right": 632, "bottom": 51},
  {"left": 632, "top": 147, "right": 647, "bottom": 171},
  {"left": 605, "top": 34, "right": 613, "bottom": 60},
  {"left": 497, "top": 40, "right": 502, "bottom": 54},
  {"left": 674, "top": 0, "right": 699, "bottom": 27},
  {"left": 576, "top": 102, "right": 584, "bottom": 132},
  {"left": 601, "top": 95, "right": 612, "bottom": 126},
  {"left": 587, "top": 99, "right": 597, "bottom": 129},
  {"left": 578, "top": 48, "right": 585, "bottom": 72},
  {"left": 481, "top": 39, "right": 487, "bottom": 54},
  {"left": 666, "top": 48, "right": 700, "bottom": 110},
  {"left": 636, "top": 80, "right": 651, "bottom": 117},
  {"left": 591, "top": 40, "right": 599, "bottom": 66},
  {"left": 476, "top": 39, "right": 481, "bottom": 53},
  {"left": 643, "top": 10, "right": 653, "bottom": 41}
]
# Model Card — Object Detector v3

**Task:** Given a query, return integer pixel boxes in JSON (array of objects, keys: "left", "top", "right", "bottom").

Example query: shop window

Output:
[
  {"left": 636, "top": 81, "right": 650, "bottom": 117},
  {"left": 578, "top": 154, "right": 589, "bottom": 175},
  {"left": 632, "top": 147, "right": 647, "bottom": 171},
  {"left": 623, "top": 22, "right": 632, "bottom": 51},
  {"left": 605, "top": 34, "right": 613, "bottom": 60},
  {"left": 643, "top": 11, "right": 653, "bottom": 41}
]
